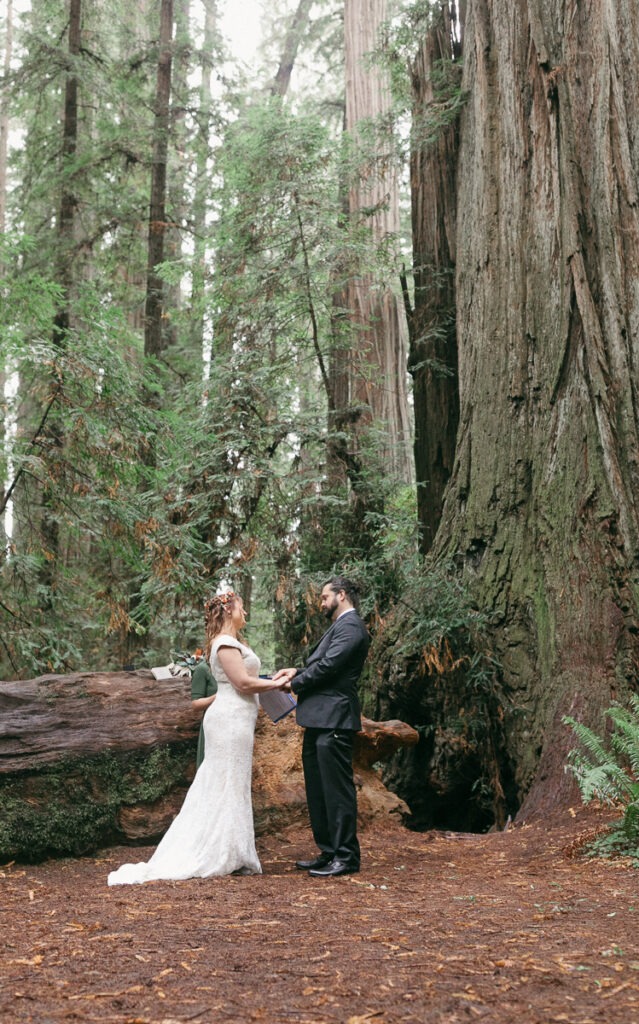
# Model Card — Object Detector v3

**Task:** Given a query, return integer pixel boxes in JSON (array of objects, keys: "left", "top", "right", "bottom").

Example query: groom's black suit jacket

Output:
[{"left": 291, "top": 611, "right": 369, "bottom": 730}]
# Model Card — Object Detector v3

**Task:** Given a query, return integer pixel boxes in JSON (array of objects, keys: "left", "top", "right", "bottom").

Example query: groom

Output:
[{"left": 273, "top": 576, "right": 370, "bottom": 877}]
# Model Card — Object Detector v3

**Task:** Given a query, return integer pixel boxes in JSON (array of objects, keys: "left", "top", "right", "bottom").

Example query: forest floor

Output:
[{"left": 2, "top": 803, "right": 638, "bottom": 1024}]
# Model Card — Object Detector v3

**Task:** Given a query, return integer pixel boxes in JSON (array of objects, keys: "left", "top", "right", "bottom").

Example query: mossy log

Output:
[{"left": 0, "top": 671, "right": 418, "bottom": 863}]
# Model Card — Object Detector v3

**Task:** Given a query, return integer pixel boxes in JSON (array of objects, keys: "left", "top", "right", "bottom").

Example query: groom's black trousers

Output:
[{"left": 301, "top": 727, "right": 360, "bottom": 867}]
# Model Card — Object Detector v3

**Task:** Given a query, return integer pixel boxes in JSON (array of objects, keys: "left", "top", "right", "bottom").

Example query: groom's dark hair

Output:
[{"left": 326, "top": 575, "right": 360, "bottom": 611}]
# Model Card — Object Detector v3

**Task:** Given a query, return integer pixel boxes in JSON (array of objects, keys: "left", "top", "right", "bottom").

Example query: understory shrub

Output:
[{"left": 564, "top": 695, "right": 639, "bottom": 862}]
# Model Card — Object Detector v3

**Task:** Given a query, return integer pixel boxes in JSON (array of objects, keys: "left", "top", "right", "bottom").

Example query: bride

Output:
[{"left": 108, "top": 590, "right": 284, "bottom": 885}]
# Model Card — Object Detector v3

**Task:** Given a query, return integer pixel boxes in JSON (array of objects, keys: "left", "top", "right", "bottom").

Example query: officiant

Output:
[{"left": 190, "top": 650, "right": 217, "bottom": 768}]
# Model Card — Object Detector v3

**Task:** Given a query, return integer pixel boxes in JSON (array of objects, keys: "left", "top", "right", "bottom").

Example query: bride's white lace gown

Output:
[{"left": 108, "top": 636, "right": 262, "bottom": 885}]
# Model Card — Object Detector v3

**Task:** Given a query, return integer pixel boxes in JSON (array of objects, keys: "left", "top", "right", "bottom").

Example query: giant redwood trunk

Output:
[
  {"left": 344, "top": 0, "right": 413, "bottom": 483},
  {"left": 407, "top": 2, "right": 461, "bottom": 553},
  {"left": 434, "top": 0, "right": 639, "bottom": 816}
]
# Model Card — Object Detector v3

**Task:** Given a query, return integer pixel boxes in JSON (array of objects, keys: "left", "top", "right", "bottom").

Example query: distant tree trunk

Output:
[
  {"left": 144, "top": 0, "right": 173, "bottom": 359},
  {"left": 190, "top": 0, "right": 217, "bottom": 358},
  {"left": 120, "top": 0, "right": 152, "bottom": 335},
  {"left": 125, "top": 0, "right": 174, "bottom": 663},
  {"left": 271, "top": 0, "right": 314, "bottom": 97},
  {"left": 0, "top": 0, "right": 12, "bottom": 537},
  {"left": 327, "top": 142, "right": 352, "bottom": 489},
  {"left": 434, "top": 0, "right": 639, "bottom": 817},
  {"left": 164, "top": 0, "right": 190, "bottom": 349},
  {"left": 405, "top": 2, "right": 461, "bottom": 554},
  {"left": 40, "top": 0, "right": 81, "bottom": 588},
  {"left": 54, "top": 0, "right": 81, "bottom": 341},
  {"left": 344, "top": 0, "right": 413, "bottom": 483},
  {"left": 0, "top": 0, "right": 11, "bottom": 234}
]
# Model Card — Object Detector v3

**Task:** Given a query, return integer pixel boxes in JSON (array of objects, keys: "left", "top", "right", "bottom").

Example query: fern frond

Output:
[
  {"left": 567, "top": 760, "right": 630, "bottom": 804},
  {"left": 563, "top": 716, "right": 610, "bottom": 766},
  {"left": 564, "top": 698, "right": 639, "bottom": 858},
  {"left": 621, "top": 802, "right": 639, "bottom": 843},
  {"left": 607, "top": 704, "right": 639, "bottom": 777}
]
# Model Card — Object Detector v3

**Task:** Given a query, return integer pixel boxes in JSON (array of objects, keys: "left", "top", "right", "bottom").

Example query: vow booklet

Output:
[{"left": 259, "top": 689, "right": 297, "bottom": 722}]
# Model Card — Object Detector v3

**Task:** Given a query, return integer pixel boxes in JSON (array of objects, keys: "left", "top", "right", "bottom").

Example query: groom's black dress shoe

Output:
[
  {"left": 308, "top": 858, "right": 359, "bottom": 878},
  {"left": 295, "top": 853, "right": 333, "bottom": 871}
]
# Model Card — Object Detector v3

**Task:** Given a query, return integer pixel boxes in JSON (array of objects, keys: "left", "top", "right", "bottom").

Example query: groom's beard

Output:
[{"left": 323, "top": 598, "right": 339, "bottom": 620}]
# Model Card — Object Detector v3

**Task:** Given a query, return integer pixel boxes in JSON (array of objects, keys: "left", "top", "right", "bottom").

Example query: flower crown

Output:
[{"left": 204, "top": 590, "right": 236, "bottom": 616}]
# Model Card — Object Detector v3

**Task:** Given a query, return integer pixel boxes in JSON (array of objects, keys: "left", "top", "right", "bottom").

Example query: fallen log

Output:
[{"left": 0, "top": 671, "right": 418, "bottom": 862}]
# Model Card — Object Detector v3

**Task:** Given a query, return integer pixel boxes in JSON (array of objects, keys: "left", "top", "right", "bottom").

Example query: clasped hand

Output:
[{"left": 272, "top": 667, "right": 296, "bottom": 692}]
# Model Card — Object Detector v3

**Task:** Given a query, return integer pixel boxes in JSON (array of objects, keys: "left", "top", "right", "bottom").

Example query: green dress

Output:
[{"left": 191, "top": 661, "right": 217, "bottom": 769}]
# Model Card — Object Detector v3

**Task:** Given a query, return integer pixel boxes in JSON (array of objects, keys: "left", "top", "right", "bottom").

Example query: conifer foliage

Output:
[{"left": 0, "top": 0, "right": 417, "bottom": 678}]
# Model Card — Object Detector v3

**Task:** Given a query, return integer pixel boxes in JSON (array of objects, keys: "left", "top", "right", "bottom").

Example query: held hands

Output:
[
  {"left": 272, "top": 667, "right": 297, "bottom": 691},
  {"left": 260, "top": 669, "right": 294, "bottom": 691}
]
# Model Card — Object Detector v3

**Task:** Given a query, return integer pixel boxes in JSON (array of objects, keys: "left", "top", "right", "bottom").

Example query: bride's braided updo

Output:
[{"left": 204, "top": 590, "right": 238, "bottom": 658}]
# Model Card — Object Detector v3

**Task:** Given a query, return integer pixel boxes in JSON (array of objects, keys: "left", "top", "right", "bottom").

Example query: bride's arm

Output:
[{"left": 216, "top": 646, "right": 286, "bottom": 694}]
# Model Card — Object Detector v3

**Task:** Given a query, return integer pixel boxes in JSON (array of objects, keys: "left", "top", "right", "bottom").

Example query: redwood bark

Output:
[
  {"left": 41, "top": 0, "right": 82, "bottom": 586},
  {"left": 164, "top": 0, "right": 190, "bottom": 349},
  {"left": 53, "top": 0, "right": 81, "bottom": 343},
  {"left": 144, "top": 0, "right": 173, "bottom": 358},
  {"left": 344, "top": 0, "right": 413, "bottom": 483},
  {"left": 190, "top": 0, "right": 217, "bottom": 354},
  {"left": 434, "top": 0, "right": 639, "bottom": 816},
  {"left": 407, "top": 2, "right": 461, "bottom": 553},
  {"left": 0, "top": 0, "right": 12, "bottom": 536},
  {"left": 0, "top": 0, "right": 11, "bottom": 234}
]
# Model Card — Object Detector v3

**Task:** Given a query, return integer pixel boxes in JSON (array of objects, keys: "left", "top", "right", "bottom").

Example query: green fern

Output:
[
  {"left": 564, "top": 701, "right": 639, "bottom": 859},
  {"left": 607, "top": 696, "right": 639, "bottom": 778}
]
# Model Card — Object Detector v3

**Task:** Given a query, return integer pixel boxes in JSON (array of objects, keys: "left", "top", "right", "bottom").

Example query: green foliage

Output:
[
  {"left": 268, "top": 474, "right": 512, "bottom": 831},
  {"left": 369, "top": 0, "right": 466, "bottom": 158},
  {"left": 564, "top": 697, "right": 639, "bottom": 860},
  {"left": 358, "top": 511, "right": 510, "bottom": 829},
  {"left": 0, "top": 0, "right": 437, "bottom": 684}
]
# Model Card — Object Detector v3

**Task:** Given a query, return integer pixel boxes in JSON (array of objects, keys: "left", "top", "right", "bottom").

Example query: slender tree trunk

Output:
[
  {"left": 144, "top": 0, "right": 173, "bottom": 359},
  {"left": 327, "top": 142, "right": 352, "bottom": 488},
  {"left": 434, "top": 0, "right": 639, "bottom": 817},
  {"left": 271, "top": 0, "right": 314, "bottom": 97},
  {"left": 344, "top": 0, "right": 413, "bottom": 483},
  {"left": 54, "top": 0, "right": 82, "bottom": 339},
  {"left": 190, "top": 0, "right": 217, "bottom": 357},
  {"left": 120, "top": 0, "right": 152, "bottom": 335},
  {"left": 164, "top": 0, "right": 190, "bottom": 349},
  {"left": 0, "top": 0, "right": 13, "bottom": 540},
  {"left": 406, "top": 2, "right": 461, "bottom": 554},
  {"left": 125, "top": 0, "right": 174, "bottom": 664},
  {"left": 0, "top": 0, "right": 11, "bottom": 233},
  {"left": 40, "top": 0, "right": 81, "bottom": 585}
]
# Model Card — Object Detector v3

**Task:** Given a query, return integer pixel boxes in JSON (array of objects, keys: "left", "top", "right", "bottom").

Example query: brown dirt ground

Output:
[{"left": 2, "top": 804, "right": 638, "bottom": 1024}]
